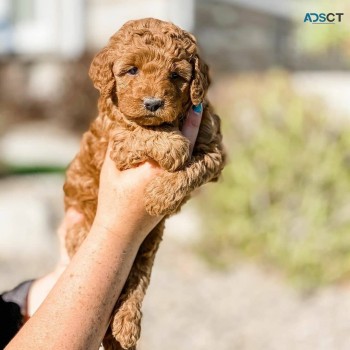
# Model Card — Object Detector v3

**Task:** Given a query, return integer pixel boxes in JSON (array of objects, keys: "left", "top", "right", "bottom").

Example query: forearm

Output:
[{"left": 6, "top": 223, "right": 144, "bottom": 350}]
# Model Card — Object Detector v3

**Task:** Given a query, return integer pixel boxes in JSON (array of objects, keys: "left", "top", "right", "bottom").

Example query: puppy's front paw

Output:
[
  {"left": 144, "top": 173, "right": 186, "bottom": 216},
  {"left": 110, "top": 143, "right": 147, "bottom": 171},
  {"left": 154, "top": 133, "right": 190, "bottom": 172}
]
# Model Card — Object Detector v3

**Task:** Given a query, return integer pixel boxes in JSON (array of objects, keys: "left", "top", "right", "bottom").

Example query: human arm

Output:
[
  {"left": 6, "top": 158, "right": 163, "bottom": 350},
  {"left": 6, "top": 104, "right": 203, "bottom": 350}
]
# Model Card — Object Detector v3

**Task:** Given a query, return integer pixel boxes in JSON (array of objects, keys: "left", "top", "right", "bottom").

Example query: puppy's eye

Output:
[
  {"left": 127, "top": 67, "right": 138, "bottom": 75},
  {"left": 170, "top": 72, "right": 180, "bottom": 79}
]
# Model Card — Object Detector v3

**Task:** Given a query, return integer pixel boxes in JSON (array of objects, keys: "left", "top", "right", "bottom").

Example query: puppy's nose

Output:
[{"left": 144, "top": 97, "right": 164, "bottom": 112}]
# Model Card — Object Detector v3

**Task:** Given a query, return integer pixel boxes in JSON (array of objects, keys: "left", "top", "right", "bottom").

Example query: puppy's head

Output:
[{"left": 89, "top": 18, "right": 210, "bottom": 126}]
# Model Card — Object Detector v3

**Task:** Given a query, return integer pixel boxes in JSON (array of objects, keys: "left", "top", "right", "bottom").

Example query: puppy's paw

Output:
[
  {"left": 144, "top": 174, "right": 186, "bottom": 216},
  {"left": 154, "top": 133, "right": 190, "bottom": 172},
  {"left": 110, "top": 144, "right": 147, "bottom": 171},
  {"left": 111, "top": 306, "right": 141, "bottom": 350}
]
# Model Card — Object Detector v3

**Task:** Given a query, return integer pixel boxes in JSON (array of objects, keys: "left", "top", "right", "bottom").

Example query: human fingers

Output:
[{"left": 181, "top": 103, "right": 203, "bottom": 155}]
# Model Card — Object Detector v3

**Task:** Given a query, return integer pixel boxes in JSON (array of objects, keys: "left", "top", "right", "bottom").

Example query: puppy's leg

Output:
[
  {"left": 110, "top": 127, "right": 190, "bottom": 172},
  {"left": 110, "top": 220, "right": 165, "bottom": 349},
  {"left": 146, "top": 130, "right": 190, "bottom": 172},
  {"left": 110, "top": 130, "right": 149, "bottom": 171},
  {"left": 64, "top": 176, "right": 98, "bottom": 257},
  {"left": 145, "top": 105, "right": 225, "bottom": 216},
  {"left": 65, "top": 220, "right": 90, "bottom": 257},
  {"left": 145, "top": 147, "right": 224, "bottom": 216}
]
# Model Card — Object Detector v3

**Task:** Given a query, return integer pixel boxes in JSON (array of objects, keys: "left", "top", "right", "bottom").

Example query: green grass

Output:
[{"left": 196, "top": 71, "right": 350, "bottom": 289}]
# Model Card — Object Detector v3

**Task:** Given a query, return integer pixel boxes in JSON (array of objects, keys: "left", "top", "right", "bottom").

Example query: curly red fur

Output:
[{"left": 63, "top": 18, "right": 225, "bottom": 350}]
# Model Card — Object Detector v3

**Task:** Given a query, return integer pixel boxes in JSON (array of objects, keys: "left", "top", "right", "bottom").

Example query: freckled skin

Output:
[{"left": 64, "top": 18, "right": 225, "bottom": 350}]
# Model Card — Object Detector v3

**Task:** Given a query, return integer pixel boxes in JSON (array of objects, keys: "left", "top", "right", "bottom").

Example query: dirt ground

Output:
[{"left": 1, "top": 175, "right": 350, "bottom": 350}]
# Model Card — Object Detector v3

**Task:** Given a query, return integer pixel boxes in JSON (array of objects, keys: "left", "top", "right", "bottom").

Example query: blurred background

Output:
[{"left": 1, "top": 0, "right": 350, "bottom": 349}]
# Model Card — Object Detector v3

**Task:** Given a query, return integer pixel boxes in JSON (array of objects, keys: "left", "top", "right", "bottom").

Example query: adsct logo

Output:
[{"left": 304, "top": 12, "right": 344, "bottom": 24}]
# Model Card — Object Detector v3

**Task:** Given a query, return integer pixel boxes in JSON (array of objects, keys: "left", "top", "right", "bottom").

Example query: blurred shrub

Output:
[{"left": 197, "top": 70, "right": 350, "bottom": 289}]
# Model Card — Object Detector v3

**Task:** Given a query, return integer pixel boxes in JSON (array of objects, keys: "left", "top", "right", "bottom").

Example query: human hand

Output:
[{"left": 92, "top": 150, "right": 164, "bottom": 244}]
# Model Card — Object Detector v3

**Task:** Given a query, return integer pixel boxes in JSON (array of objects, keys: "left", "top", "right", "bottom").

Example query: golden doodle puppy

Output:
[{"left": 64, "top": 18, "right": 225, "bottom": 350}]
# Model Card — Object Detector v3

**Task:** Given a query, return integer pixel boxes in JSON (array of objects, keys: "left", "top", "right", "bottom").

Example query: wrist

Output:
[
  {"left": 89, "top": 218, "right": 145, "bottom": 248},
  {"left": 92, "top": 206, "right": 162, "bottom": 246}
]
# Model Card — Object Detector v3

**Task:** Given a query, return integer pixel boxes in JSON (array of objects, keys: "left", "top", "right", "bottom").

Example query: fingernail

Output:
[{"left": 192, "top": 103, "right": 203, "bottom": 113}]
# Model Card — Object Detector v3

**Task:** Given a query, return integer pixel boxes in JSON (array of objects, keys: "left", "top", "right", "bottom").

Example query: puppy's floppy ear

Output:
[
  {"left": 89, "top": 47, "right": 116, "bottom": 98},
  {"left": 190, "top": 54, "right": 210, "bottom": 106}
]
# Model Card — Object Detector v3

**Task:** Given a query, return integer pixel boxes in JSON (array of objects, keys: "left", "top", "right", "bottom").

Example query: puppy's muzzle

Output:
[{"left": 143, "top": 97, "right": 164, "bottom": 112}]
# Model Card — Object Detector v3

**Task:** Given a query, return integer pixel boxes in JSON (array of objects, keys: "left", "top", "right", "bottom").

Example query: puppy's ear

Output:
[
  {"left": 89, "top": 47, "right": 116, "bottom": 98},
  {"left": 190, "top": 54, "right": 210, "bottom": 106}
]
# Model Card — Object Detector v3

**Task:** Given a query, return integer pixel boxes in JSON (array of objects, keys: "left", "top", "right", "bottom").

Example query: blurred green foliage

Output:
[{"left": 196, "top": 71, "right": 350, "bottom": 289}]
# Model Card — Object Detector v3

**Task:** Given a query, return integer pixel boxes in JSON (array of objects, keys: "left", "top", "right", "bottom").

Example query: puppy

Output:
[{"left": 64, "top": 18, "right": 225, "bottom": 350}]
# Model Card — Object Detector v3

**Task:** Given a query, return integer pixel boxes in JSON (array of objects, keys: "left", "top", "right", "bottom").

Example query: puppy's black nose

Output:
[{"left": 144, "top": 97, "right": 164, "bottom": 112}]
